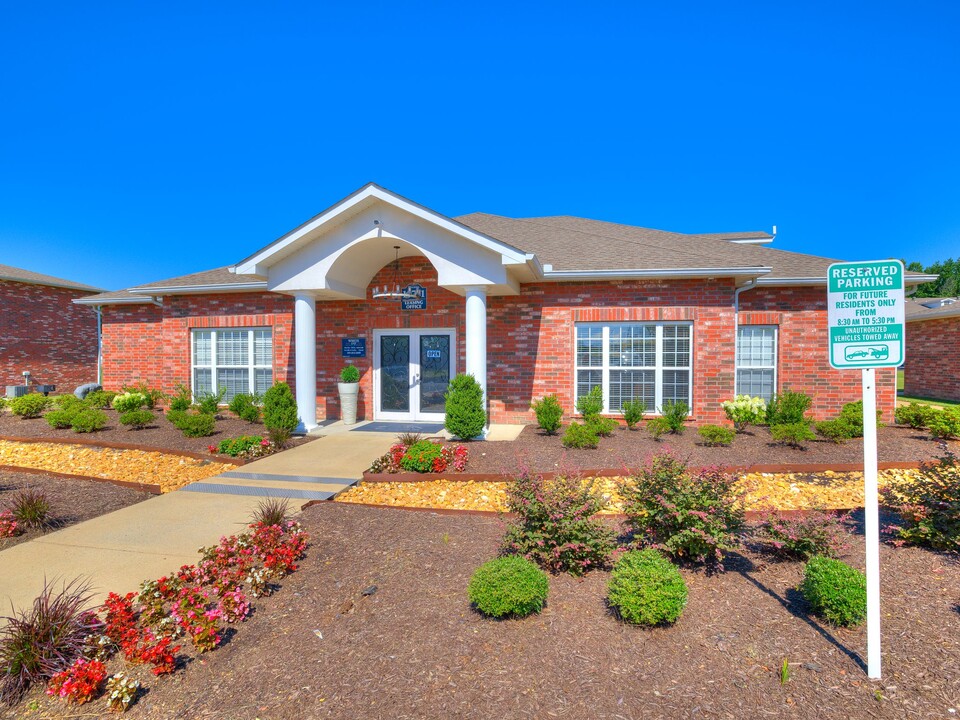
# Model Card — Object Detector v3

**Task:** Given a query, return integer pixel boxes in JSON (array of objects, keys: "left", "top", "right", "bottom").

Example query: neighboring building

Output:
[
  {"left": 0, "top": 264, "right": 103, "bottom": 393},
  {"left": 75, "top": 184, "right": 936, "bottom": 429},
  {"left": 904, "top": 297, "right": 960, "bottom": 403}
]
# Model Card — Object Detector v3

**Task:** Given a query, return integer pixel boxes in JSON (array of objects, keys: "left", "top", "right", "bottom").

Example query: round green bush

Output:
[
  {"left": 697, "top": 424, "right": 735, "bottom": 447},
  {"left": 607, "top": 549, "right": 688, "bottom": 626},
  {"left": 339, "top": 365, "right": 360, "bottom": 383},
  {"left": 45, "top": 407, "right": 79, "bottom": 429},
  {"left": 112, "top": 392, "right": 147, "bottom": 413},
  {"left": 531, "top": 394, "right": 563, "bottom": 435},
  {"left": 561, "top": 421, "right": 599, "bottom": 448},
  {"left": 468, "top": 556, "right": 549, "bottom": 618},
  {"left": 444, "top": 373, "right": 486, "bottom": 440},
  {"left": 800, "top": 556, "right": 866, "bottom": 627},
  {"left": 9, "top": 393, "right": 52, "bottom": 419},
  {"left": 71, "top": 408, "right": 108, "bottom": 433},
  {"left": 84, "top": 390, "right": 116, "bottom": 409},
  {"left": 120, "top": 409, "right": 155, "bottom": 429},
  {"left": 173, "top": 412, "right": 216, "bottom": 438}
]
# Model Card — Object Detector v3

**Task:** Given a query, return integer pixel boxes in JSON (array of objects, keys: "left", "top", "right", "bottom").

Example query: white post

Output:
[
  {"left": 862, "top": 368, "right": 881, "bottom": 679},
  {"left": 294, "top": 293, "right": 318, "bottom": 433},
  {"left": 464, "top": 287, "right": 488, "bottom": 422}
]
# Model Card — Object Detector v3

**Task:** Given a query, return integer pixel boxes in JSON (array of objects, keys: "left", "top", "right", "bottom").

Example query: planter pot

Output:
[{"left": 338, "top": 382, "right": 360, "bottom": 425}]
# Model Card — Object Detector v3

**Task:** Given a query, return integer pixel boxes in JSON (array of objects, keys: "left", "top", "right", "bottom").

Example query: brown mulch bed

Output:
[
  {"left": 0, "top": 469, "right": 152, "bottom": 551},
  {"left": 452, "top": 424, "right": 956, "bottom": 475},
  {"left": 0, "top": 408, "right": 315, "bottom": 457},
  {"left": 7, "top": 503, "right": 958, "bottom": 719}
]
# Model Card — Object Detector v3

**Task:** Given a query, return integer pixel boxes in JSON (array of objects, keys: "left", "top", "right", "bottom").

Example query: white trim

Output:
[
  {"left": 73, "top": 295, "right": 163, "bottom": 306},
  {"left": 190, "top": 327, "right": 273, "bottom": 403},
  {"left": 132, "top": 282, "right": 268, "bottom": 294},
  {"left": 756, "top": 273, "right": 939, "bottom": 287},
  {"left": 372, "top": 328, "right": 456, "bottom": 422},
  {"left": 544, "top": 267, "right": 771, "bottom": 281}
]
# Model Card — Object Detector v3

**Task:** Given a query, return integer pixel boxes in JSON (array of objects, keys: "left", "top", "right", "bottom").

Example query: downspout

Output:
[
  {"left": 733, "top": 280, "right": 759, "bottom": 392},
  {"left": 95, "top": 305, "right": 103, "bottom": 385}
]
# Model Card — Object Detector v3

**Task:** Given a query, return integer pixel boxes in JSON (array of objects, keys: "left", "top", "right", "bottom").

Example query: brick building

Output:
[
  {"left": 903, "top": 297, "right": 960, "bottom": 403},
  {"left": 76, "top": 184, "right": 935, "bottom": 430},
  {"left": 1, "top": 264, "right": 102, "bottom": 393}
]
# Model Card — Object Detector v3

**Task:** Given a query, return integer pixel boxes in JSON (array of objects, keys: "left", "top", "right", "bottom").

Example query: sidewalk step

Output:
[
  {"left": 218, "top": 471, "right": 356, "bottom": 486},
  {"left": 179, "top": 483, "right": 337, "bottom": 500}
]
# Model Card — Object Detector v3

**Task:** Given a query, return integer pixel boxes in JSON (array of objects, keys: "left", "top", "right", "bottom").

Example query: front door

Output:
[{"left": 374, "top": 329, "right": 455, "bottom": 422}]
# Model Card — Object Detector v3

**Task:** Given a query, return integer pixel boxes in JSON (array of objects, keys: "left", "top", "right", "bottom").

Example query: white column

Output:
[
  {"left": 465, "top": 287, "right": 488, "bottom": 423},
  {"left": 294, "top": 293, "right": 318, "bottom": 433}
]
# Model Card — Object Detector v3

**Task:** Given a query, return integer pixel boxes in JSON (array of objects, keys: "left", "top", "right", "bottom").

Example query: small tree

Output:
[
  {"left": 531, "top": 395, "right": 563, "bottom": 435},
  {"left": 444, "top": 373, "right": 486, "bottom": 439},
  {"left": 263, "top": 383, "right": 300, "bottom": 447}
]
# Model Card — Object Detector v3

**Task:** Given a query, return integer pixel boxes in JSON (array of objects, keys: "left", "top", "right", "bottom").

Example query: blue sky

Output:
[{"left": 1, "top": 1, "right": 957, "bottom": 291}]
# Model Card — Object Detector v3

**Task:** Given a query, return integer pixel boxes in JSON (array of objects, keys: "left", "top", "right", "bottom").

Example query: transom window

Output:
[
  {"left": 575, "top": 323, "right": 692, "bottom": 414},
  {"left": 736, "top": 325, "right": 777, "bottom": 402},
  {"left": 192, "top": 328, "right": 273, "bottom": 403}
]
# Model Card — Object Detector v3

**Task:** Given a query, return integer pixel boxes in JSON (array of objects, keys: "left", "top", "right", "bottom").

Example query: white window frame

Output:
[
  {"left": 574, "top": 322, "right": 693, "bottom": 415},
  {"left": 735, "top": 325, "right": 778, "bottom": 401},
  {"left": 190, "top": 327, "right": 273, "bottom": 403}
]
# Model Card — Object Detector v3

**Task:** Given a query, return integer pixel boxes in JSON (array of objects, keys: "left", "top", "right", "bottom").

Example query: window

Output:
[
  {"left": 736, "top": 325, "right": 777, "bottom": 401},
  {"left": 192, "top": 328, "right": 273, "bottom": 403},
  {"left": 575, "top": 323, "right": 692, "bottom": 414}
]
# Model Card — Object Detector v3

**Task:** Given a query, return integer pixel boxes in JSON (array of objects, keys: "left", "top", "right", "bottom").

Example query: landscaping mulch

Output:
[
  {"left": 453, "top": 424, "right": 956, "bottom": 476},
  {"left": 0, "top": 469, "right": 152, "bottom": 551},
  {"left": 0, "top": 408, "right": 315, "bottom": 458},
  {"left": 8, "top": 503, "right": 958, "bottom": 719}
]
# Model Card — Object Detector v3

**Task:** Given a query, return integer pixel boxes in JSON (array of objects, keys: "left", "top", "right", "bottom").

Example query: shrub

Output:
[
  {"left": 111, "top": 392, "right": 147, "bottom": 413},
  {"left": 607, "top": 550, "right": 688, "bottom": 626},
  {"left": 765, "top": 390, "right": 812, "bottom": 425},
  {"left": 46, "top": 657, "right": 106, "bottom": 705},
  {"left": 83, "top": 390, "right": 116, "bottom": 410},
  {"left": 837, "top": 400, "right": 882, "bottom": 436},
  {"left": 9, "top": 393, "right": 51, "bottom": 419},
  {"left": 173, "top": 412, "right": 216, "bottom": 438},
  {"left": 697, "top": 424, "right": 735, "bottom": 446},
  {"left": 120, "top": 381, "right": 166, "bottom": 409},
  {"left": 502, "top": 471, "right": 615, "bottom": 575},
  {"left": 0, "top": 579, "right": 99, "bottom": 704},
  {"left": 561, "top": 421, "right": 599, "bottom": 449},
  {"left": 721, "top": 395, "right": 767, "bottom": 432},
  {"left": 753, "top": 509, "right": 851, "bottom": 560},
  {"left": 770, "top": 422, "right": 816, "bottom": 448},
  {"left": 444, "top": 373, "right": 486, "bottom": 440},
  {"left": 251, "top": 497, "right": 290, "bottom": 527},
  {"left": 216, "top": 435, "right": 266, "bottom": 457},
  {"left": 396, "top": 432, "right": 423, "bottom": 446},
  {"left": 531, "top": 394, "right": 563, "bottom": 435},
  {"left": 619, "top": 452, "right": 744, "bottom": 566},
  {"left": 881, "top": 449, "right": 960, "bottom": 551},
  {"left": 52, "top": 395, "right": 83, "bottom": 410},
  {"left": 169, "top": 383, "right": 193, "bottom": 412},
  {"left": 263, "top": 383, "right": 300, "bottom": 447},
  {"left": 70, "top": 408, "right": 108, "bottom": 433},
  {"left": 10, "top": 489, "right": 51, "bottom": 528},
  {"left": 228, "top": 393, "right": 262, "bottom": 423},
  {"left": 646, "top": 416, "right": 671, "bottom": 440},
  {"left": 814, "top": 419, "right": 856, "bottom": 443},
  {"left": 621, "top": 399, "right": 645, "bottom": 429},
  {"left": 339, "top": 365, "right": 360, "bottom": 383},
  {"left": 895, "top": 401, "right": 937, "bottom": 429},
  {"left": 45, "top": 408, "right": 79, "bottom": 429},
  {"left": 800, "top": 556, "right": 867, "bottom": 627},
  {"left": 928, "top": 408, "right": 960, "bottom": 440},
  {"left": 120, "top": 410, "right": 155, "bottom": 430},
  {"left": 0, "top": 397, "right": 6, "bottom": 411},
  {"left": 586, "top": 415, "right": 618, "bottom": 437},
  {"left": 399, "top": 440, "right": 445, "bottom": 473},
  {"left": 576, "top": 385, "right": 603, "bottom": 420},
  {"left": 196, "top": 387, "right": 227, "bottom": 414},
  {"left": 468, "top": 556, "right": 549, "bottom": 618},
  {"left": 659, "top": 400, "right": 689, "bottom": 434}
]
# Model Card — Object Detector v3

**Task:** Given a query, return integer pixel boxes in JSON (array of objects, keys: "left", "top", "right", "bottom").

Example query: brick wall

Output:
[
  {"left": 0, "top": 279, "right": 99, "bottom": 392},
  {"left": 903, "top": 318, "right": 960, "bottom": 402}
]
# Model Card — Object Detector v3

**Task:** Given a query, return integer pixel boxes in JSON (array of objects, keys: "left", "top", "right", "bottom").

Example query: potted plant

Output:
[{"left": 338, "top": 365, "right": 361, "bottom": 425}]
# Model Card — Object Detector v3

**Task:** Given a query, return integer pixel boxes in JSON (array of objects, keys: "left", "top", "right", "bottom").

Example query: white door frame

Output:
[{"left": 372, "top": 328, "right": 456, "bottom": 422}]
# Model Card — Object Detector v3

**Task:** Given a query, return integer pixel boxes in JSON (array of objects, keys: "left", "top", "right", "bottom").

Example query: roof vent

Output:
[{"left": 921, "top": 298, "right": 957, "bottom": 309}]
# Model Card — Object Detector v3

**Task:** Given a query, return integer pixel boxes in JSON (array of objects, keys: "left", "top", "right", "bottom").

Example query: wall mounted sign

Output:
[
  {"left": 401, "top": 284, "right": 427, "bottom": 310},
  {"left": 341, "top": 338, "right": 366, "bottom": 358}
]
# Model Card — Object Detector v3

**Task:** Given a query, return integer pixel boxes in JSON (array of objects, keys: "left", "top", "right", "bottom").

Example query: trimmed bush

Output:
[
  {"left": 576, "top": 385, "right": 604, "bottom": 420},
  {"left": 263, "top": 383, "right": 300, "bottom": 447},
  {"left": 770, "top": 422, "right": 816, "bottom": 448},
  {"left": 561, "top": 421, "right": 599, "bottom": 449},
  {"left": 721, "top": 395, "right": 767, "bottom": 432},
  {"left": 444, "top": 373, "right": 486, "bottom": 440},
  {"left": 800, "top": 556, "right": 867, "bottom": 627},
  {"left": 607, "top": 550, "right": 688, "bottom": 626},
  {"left": 399, "top": 440, "right": 446, "bottom": 472},
  {"left": 70, "top": 408, "right": 107, "bottom": 433},
  {"left": 83, "top": 390, "right": 116, "bottom": 410},
  {"left": 111, "top": 392, "right": 147, "bottom": 414},
  {"left": 619, "top": 452, "right": 744, "bottom": 566},
  {"left": 228, "top": 393, "right": 262, "bottom": 423},
  {"left": 895, "top": 401, "right": 937, "bottom": 429},
  {"left": 51, "top": 395, "right": 83, "bottom": 410},
  {"left": 928, "top": 407, "right": 960, "bottom": 440},
  {"left": 531, "top": 394, "right": 563, "bottom": 435},
  {"left": 45, "top": 408, "right": 80, "bottom": 430},
  {"left": 173, "top": 412, "right": 216, "bottom": 438},
  {"left": 502, "top": 472, "right": 615, "bottom": 575},
  {"left": 120, "top": 381, "right": 166, "bottom": 409},
  {"left": 753, "top": 509, "right": 851, "bottom": 560},
  {"left": 169, "top": 383, "right": 192, "bottom": 412},
  {"left": 621, "top": 399, "right": 645, "bottom": 429},
  {"left": 468, "top": 556, "right": 549, "bottom": 619},
  {"left": 119, "top": 410, "right": 155, "bottom": 430},
  {"left": 339, "top": 365, "right": 360, "bottom": 383},
  {"left": 586, "top": 416, "right": 618, "bottom": 437},
  {"left": 881, "top": 450, "right": 960, "bottom": 550},
  {"left": 646, "top": 417, "right": 671, "bottom": 440},
  {"left": 837, "top": 400, "right": 882, "bottom": 437},
  {"left": 659, "top": 400, "right": 689, "bottom": 434},
  {"left": 814, "top": 419, "right": 856, "bottom": 443},
  {"left": 9, "top": 394, "right": 51, "bottom": 419},
  {"left": 765, "top": 390, "right": 812, "bottom": 425},
  {"left": 697, "top": 424, "right": 735, "bottom": 446},
  {"left": 196, "top": 387, "right": 226, "bottom": 415}
]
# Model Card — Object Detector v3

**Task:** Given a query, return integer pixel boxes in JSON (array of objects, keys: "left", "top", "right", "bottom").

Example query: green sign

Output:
[{"left": 827, "top": 259, "right": 905, "bottom": 369}]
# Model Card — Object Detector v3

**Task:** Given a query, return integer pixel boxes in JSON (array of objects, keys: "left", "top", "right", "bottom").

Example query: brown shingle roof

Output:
[
  {"left": 905, "top": 297, "right": 960, "bottom": 321},
  {"left": 77, "top": 267, "right": 265, "bottom": 305},
  {"left": 0, "top": 264, "right": 102, "bottom": 292}
]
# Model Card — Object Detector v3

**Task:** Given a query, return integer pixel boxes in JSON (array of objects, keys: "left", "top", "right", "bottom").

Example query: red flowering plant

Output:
[
  {"left": 251, "top": 520, "right": 309, "bottom": 579},
  {"left": 46, "top": 658, "right": 106, "bottom": 705},
  {"left": 136, "top": 631, "right": 180, "bottom": 675},
  {"left": 0, "top": 510, "right": 19, "bottom": 538},
  {"left": 102, "top": 592, "right": 140, "bottom": 658},
  {"left": 369, "top": 441, "right": 469, "bottom": 473}
]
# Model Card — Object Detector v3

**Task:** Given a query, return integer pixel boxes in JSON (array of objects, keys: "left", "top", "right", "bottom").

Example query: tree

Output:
[{"left": 904, "top": 257, "right": 959, "bottom": 298}]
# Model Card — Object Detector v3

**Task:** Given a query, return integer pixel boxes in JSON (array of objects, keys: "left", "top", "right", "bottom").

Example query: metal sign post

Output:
[{"left": 827, "top": 259, "right": 905, "bottom": 680}]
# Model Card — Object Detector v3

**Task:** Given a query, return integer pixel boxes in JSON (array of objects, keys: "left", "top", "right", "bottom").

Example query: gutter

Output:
[
  {"left": 540, "top": 266, "right": 772, "bottom": 281},
  {"left": 130, "top": 281, "right": 269, "bottom": 294},
  {"left": 73, "top": 295, "right": 163, "bottom": 307},
  {"left": 756, "top": 273, "right": 940, "bottom": 287}
]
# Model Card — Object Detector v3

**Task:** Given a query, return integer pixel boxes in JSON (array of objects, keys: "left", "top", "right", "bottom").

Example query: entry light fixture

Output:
[{"left": 372, "top": 245, "right": 420, "bottom": 300}]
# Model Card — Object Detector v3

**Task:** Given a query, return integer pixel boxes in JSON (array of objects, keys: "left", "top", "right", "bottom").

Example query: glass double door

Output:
[{"left": 374, "top": 329, "right": 455, "bottom": 421}]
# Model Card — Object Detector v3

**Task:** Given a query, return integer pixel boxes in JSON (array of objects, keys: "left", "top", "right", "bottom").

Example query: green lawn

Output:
[{"left": 896, "top": 369, "right": 960, "bottom": 408}]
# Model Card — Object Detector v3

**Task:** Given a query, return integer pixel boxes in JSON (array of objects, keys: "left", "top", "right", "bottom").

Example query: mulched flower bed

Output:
[
  {"left": 0, "top": 470, "right": 152, "bottom": 551},
  {"left": 450, "top": 424, "right": 956, "bottom": 475},
  {"left": 6, "top": 502, "right": 956, "bottom": 719},
  {"left": 0, "top": 408, "right": 315, "bottom": 458}
]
